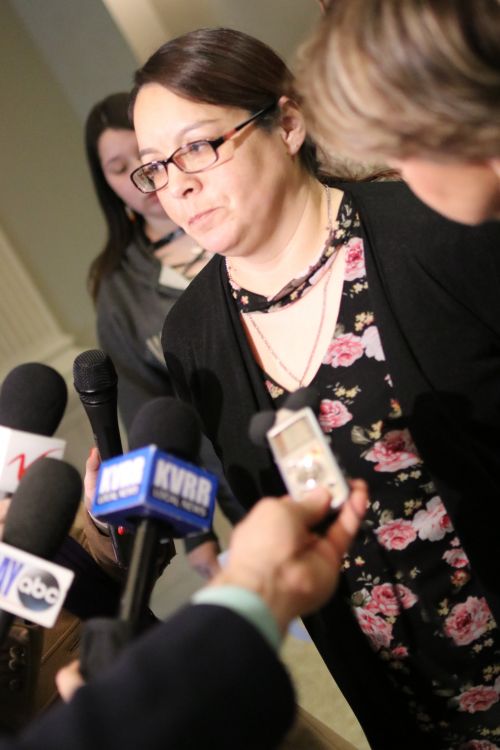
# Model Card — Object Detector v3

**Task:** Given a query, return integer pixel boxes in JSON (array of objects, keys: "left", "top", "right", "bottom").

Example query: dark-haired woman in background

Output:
[
  {"left": 84, "top": 93, "right": 244, "bottom": 577},
  {"left": 129, "top": 27, "right": 500, "bottom": 749}
]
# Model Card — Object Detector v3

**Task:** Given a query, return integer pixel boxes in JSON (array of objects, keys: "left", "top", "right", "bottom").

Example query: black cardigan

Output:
[
  {"left": 164, "top": 182, "right": 500, "bottom": 747},
  {"left": 164, "top": 181, "right": 500, "bottom": 611}
]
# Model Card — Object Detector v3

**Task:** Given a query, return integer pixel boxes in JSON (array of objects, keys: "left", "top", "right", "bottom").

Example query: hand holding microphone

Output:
[{"left": 73, "top": 350, "right": 131, "bottom": 567}]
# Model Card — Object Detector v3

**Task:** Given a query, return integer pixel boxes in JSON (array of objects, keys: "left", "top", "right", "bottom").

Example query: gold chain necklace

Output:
[{"left": 242, "top": 185, "right": 337, "bottom": 388}]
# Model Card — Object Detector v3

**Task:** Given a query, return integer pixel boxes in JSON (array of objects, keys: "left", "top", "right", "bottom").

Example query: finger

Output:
[
  {"left": 86, "top": 446, "right": 101, "bottom": 471},
  {"left": 55, "top": 659, "right": 84, "bottom": 702},
  {"left": 325, "top": 479, "right": 368, "bottom": 556},
  {"left": 282, "top": 488, "right": 333, "bottom": 528}
]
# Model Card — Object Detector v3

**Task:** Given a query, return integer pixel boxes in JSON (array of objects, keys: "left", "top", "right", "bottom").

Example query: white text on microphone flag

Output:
[
  {"left": 92, "top": 445, "right": 217, "bottom": 537},
  {"left": 0, "top": 541, "right": 74, "bottom": 627}
]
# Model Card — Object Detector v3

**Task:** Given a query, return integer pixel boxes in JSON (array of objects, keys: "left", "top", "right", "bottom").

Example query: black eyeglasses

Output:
[{"left": 130, "top": 101, "right": 277, "bottom": 194}]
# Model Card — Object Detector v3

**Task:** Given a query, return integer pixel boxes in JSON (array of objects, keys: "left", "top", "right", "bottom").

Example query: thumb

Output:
[
  {"left": 87, "top": 446, "right": 101, "bottom": 471},
  {"left": 286, "top": 487, "right": 333, "bottom": 527},
  {"left": 326, "top": 479, "right": 368, "bottom": 556}
]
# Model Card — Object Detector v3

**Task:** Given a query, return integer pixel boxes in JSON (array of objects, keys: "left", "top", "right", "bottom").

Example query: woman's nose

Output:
[{"left": 167, "top": 164, "right": 202, "bottom": 198}]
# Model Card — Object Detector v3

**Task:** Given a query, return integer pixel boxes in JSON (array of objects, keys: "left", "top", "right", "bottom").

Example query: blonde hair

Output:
[{"left": 296, "top": 0, "right": 500, "bottom": 162}]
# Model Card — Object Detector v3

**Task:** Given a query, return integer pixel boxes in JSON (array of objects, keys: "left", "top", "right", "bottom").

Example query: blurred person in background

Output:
[{"left": 299, "top": 0, "right": 500, "bottom": 225}]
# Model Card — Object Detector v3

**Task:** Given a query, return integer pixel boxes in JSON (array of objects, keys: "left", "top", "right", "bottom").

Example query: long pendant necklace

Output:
[
  {"left": 239, "top": 185, "right": 338, "bottom": 388},
  {"left": 245, "top": 259, "right": 335, "bottom": 386}
]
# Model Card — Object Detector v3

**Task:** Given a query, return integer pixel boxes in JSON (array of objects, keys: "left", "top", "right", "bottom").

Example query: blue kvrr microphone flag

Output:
[{"left": 91, "top": 445, "right": 217, "bottom": 537}]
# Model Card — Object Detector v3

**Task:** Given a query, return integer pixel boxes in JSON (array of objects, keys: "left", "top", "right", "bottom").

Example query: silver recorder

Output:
[{"left": 266, "top": 406, "right": 349, "bottom": 508}]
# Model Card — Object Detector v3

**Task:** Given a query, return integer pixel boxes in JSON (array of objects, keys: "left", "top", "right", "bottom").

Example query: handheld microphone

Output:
[
  {"left": 249, "top": 387, "right": 349, "bottom": 526},
  {"left": 0, "top": 364, "right": 67, "bottom": 494},
  {"left": 81, "top": 397, "right": 217, "bottom": 678},
  {"left": 0, "top": 457, "right": 82, "bottom": 644},
  {"left": 92, "top": 396, "right": 216, "bottom": 537},
  {"left": 72, "top": 349, "right": 122, "bottom": 458},
  {"left": 73, "top": 349, "right": 131, "bottom": 566}
]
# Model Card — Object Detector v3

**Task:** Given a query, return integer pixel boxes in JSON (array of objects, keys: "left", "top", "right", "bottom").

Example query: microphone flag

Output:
[
  {"left": 0, "top": 426, "right": 65, "bottom": 494},
  {"left": 0, "top": 541, "right": 74, "bottom": 628},
  {"left": 92, "top": 445, "right": 217, "bottom": 537}
]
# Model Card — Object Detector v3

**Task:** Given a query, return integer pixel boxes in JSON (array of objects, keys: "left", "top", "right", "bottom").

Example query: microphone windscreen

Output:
[
  {"left": 0, "top": 363, "right": 67, "bottom": 435},
  {"left": 73, "top": 349, "right": 118, "bottom": 396},
  {"left": 3, "top": 457, "right": 82, "bottom": 558},
  {"left": 248, "top": 410, "right": 276, "bottom": 447},
  {"left": 283, "top": 386, "right": 321, "bottom": 414},
  {"left": 128, "top": 397, "right": 201, "bottom": 461}
]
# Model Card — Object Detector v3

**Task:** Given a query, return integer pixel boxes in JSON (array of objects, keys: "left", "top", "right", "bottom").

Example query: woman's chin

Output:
[{"left": 187, "top": 228, "right": 238, "bottom": 257}]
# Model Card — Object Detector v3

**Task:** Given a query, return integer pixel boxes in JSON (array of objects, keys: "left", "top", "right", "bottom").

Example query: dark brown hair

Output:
[
  {"left": 85, "top": 93, "right": 140, "bottom": 302},
  {"left": 130, "top": 27, "right": 319, "bottom": 177}
]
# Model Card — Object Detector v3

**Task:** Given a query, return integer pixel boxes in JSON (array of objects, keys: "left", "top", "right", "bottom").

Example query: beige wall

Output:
[
  {"left": 0, "top": 0, "right": 138, "bottom": 348},
  {"left": 1, "top": 1, "right": 97, "bottom": 345}
]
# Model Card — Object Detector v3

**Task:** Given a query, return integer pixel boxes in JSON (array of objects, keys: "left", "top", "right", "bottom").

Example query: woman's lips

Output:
[{"left": 188, "top": 207, "right": 218, "bottom": 228}]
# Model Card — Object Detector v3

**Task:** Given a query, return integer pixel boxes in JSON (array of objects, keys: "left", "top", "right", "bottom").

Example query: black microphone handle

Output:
[
  {"left": 119, "top": 518, "right": 166, "bottom": 628},
  {"left": 80, "top": 399, "right": 123, "bottom": 459},
  {"left": 0, "top": 611, "right": 13, "bottom": 647},
  {"left": 79, "top": 398, "right": 136, "bottom": 568},
  {"left": 79, "top": 618, "right": 133, "bottom": 682},
  {"left": 80, "top": 519, "right": 174, "bottom": 680}
]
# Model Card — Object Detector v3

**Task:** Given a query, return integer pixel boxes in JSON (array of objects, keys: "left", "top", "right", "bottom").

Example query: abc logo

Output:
[{"left": 17, "top": 569, "right": 61, "bottom": 611}]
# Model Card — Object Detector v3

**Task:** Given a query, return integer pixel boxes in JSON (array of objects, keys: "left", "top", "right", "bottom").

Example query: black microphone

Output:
[
  {"left": 0, "top": 457, "right": 82, "bottom": 644},
  {"left": 0, "top": 364, "right": 68, "bottom": 494},
  {"left": 73, "top": 349, "right": 132, "bottom": 567},
  {"left": 80, "top": 397, "right": 208, "bottom": 679},
  {"left": 117, "top": 397, "right": 202, "bottom": 627},
  {"left": 0, "top": 362, "right": 67, "bottom": 436},
  {"left": 128, "top": 395, "right": 202, "bottom": 458},
  {"left": 72, "top": 349, "right": 122, "bottom": 458}
]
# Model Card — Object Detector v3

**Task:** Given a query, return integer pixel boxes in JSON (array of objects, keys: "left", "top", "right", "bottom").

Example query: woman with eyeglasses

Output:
[
  {"left": 84, "top": 93, "right": 245, "bottom": 579},
  {"left": 130, "top": 27, "right": 500, "bottom": 749}
]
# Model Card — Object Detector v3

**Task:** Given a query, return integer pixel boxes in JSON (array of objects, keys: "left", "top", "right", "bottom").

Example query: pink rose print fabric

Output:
[
  {"left": 375, "top": 518, "right": 417, "bottom": 550},
  {"left": 344, "top": 237, "right": 366, "bottom": 281},
  {"left": 458, "top": 686, "right": 499, "bottom": 714},
  {"left": 323, "top": 333, "right": 364, "bottom": 368},
  {"left": 364, "top": 429, "right": 420, "bottom": 472},
  {"left": 413, "top": 495, "right": 453, "bottom": 541},
  {"left": 319, "top": 399, "right": 353, "bottom": 431},
  {"left": 444, "top": 597, "right": 493, "bottom": 646},
  {"left": 259, "top": 194, "right": 500, "bottom": 745}
]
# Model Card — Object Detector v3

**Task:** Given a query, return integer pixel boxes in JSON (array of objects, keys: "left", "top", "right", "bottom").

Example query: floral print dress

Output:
[{"left": 230, "top": 193, "right": 500, "bottom": 749}]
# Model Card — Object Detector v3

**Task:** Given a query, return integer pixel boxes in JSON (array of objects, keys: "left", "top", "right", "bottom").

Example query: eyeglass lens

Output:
[{"left": 134, "top": 142, "right": 218, "bottom": 191}]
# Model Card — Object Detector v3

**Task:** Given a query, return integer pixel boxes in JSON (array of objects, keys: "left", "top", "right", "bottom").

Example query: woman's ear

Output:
[{"left": 276, "top": 95, "right": 307, "bottom": 156}]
